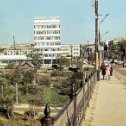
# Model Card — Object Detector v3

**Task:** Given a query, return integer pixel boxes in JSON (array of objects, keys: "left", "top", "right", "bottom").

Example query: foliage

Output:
[
  {"left": 0, "top": 76, "right": 8, "bottom": 86},
  {"left": 27, "top": 52, "right": 42, "bottom": 68},
  {"left": 4, "top": 69, "right": 13, "bottom": 82},
  {"left": 0, "top": 62, "right": 86, "bottom": 108},
  {"left": 58, "top": 56, "right": 70, "bottom": 67},
  {"left": 0, "top": 98, "right": 13, "bottom": 108},
  {"left": 38, "top": 75, "right": 51, "bottom": 87},
  {"left": 4, "top": 85, "right": 15, "bottom": 100},
  {"left": 22, "top": 70, "right": 34, "bottom": 84},
  {"left": 70, "top": 71, "right": 83, "bottom": 80},
  {"left": 0, "top": 76, "right": 15, "bottom": 100},
  {"left": 19, "top": 86, "right": 68, "bottom": 107},
  {"left": 21, "top": 69, "right": 35, "bottom": 95},
  {"left": 80, "top": 44, "right": 87, "bottom": 57},
  {"left": 72, "top": 60, "right": 83, "bottom": 70},
  {"left": 50, "top": 70, "right": 71, "bottom": 78},
  {"left": 10, "top": 69, "right": 22, "bottom": 84},
  {"left": 82, "top": 67, "right": 92, "bottom": 72},
  {"left": 5, "top": 63, "right": 15, "bottom": 69},
  {"left": 48, "top": 88, "right": 68, "bottom": 107},
  {"left": 0, "top": 77, "right": 9, "bottom": 99},
  {"left": 19, "top": 84, "right": 40, "bottom": 95},
  {"left": 104, "top": 38, "right": 126, "bottom": 60}
]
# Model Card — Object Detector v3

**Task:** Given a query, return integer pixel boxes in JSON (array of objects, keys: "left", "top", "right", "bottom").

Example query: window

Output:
[
  {"left": 53, "top": 25, "right": 56, "bottom": 28},
  {"left": 42, "top": 25, "right": 46, "bottom": 28},
  {"left": 47, "top": 37, "right": 51, "bottom": 40},
  {"left": 45, "top": 54, "right": 48, "bottom": 57},
  {"left": 55, "top": 42, "right": 60, "bottom": 45},
  {"left": 49, "top": 54, "right": 52, "bottom": 57}
]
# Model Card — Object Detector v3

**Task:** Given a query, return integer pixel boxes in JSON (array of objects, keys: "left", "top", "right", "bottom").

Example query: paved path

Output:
[{"left": 83, "top": 72, "right": 126, "bottom": 126}]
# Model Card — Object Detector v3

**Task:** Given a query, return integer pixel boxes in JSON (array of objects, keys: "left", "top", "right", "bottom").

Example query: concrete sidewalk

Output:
[{"left": 83, "top": 73, "right": 126, "bottom": 126}]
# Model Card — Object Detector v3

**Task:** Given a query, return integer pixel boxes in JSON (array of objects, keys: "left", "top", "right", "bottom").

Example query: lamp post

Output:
[
  {"left": 95, "top": 0, "right": 100, "bottom": 81},
  {"left": 99, "top": 13, "right": 109, "bottom": 64},
  {"left": 99, "top": 31, "right": 109, "bottom": 63}
]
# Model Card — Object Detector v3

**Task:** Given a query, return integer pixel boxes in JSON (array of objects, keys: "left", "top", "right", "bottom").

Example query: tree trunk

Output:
[
  {"left": 16, "top": 83, "right": 18, "bottom": 104},
  {"left": 1, "top": 85, "right": 3, "bottom": 99}
]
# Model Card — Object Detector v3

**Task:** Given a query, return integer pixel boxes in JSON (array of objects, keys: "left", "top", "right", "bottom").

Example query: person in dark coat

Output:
[
  {"left": 110, "top": 65, "right": 113, "bottom": 76},
  {"left": 100, "top": 62, "right": 106, "bottom": 80}
]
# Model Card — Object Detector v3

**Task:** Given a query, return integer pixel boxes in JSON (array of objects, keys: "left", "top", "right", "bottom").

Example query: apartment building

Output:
[
  {"left": 61, "top": 44, "right": 80, "bottom": 58},
  {"left": 34, "top": 16, "right": 61, "bottom": 64}
]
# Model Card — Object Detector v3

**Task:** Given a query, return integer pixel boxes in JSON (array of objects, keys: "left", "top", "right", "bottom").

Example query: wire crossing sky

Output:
[{"left": 0, "top": 0, "right": 126, "bottom": 44}]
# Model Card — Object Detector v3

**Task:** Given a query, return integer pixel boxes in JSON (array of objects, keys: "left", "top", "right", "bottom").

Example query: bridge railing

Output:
[{"left": 40, "top": 69, "right": 97, "bottom": 126}]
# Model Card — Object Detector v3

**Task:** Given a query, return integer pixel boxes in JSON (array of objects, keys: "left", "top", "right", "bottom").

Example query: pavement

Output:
[{"left": 83, "top": 71, "right": 126, "bottom": 126}]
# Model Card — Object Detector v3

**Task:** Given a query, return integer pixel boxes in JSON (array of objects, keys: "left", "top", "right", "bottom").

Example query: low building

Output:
[
  {"left": 0, "top": 43, "right": 81, "bottom": 67},
  {"left": 18, "top": 61, "right": 35, "bottom": 70},
  {"left": 0, "top": 44, "right": 32, "bottom": 65}
]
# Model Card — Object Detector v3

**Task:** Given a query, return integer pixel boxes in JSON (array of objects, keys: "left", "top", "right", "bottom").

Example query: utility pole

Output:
[
  {"left": 87, "top": 41, "right": 89, "bottom": 62},
  {"left": 95, "top": 0, "right": 100, "bottom": 81}
]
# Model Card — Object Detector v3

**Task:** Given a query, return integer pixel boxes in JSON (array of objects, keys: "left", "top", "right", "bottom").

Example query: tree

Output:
[
  {"left": 5, "top": 63, "right": 15, "bottom": 69},
  {"left": 58, "top": 56, "right": 70, "bottom": 67},
  {"left": 11, "top": 69, "right": 22, "bottom": 85},
  {"left": 10, "top": 68, "right": 22, "bottom": 104},
  {"left": 38, "top": 75, "right": 51, "bottom": 87},
  {"left": 27, "top": 52, "right": 42, "bottom": 68},
  {"left": 22, "top": 70, "right": 34, "bottom": 95},
  {"left": 0, "top": 77, "right": 8, "bottom": 99},
  {"left": 22, "top": 70, "right": 34, "bottom": 84}
]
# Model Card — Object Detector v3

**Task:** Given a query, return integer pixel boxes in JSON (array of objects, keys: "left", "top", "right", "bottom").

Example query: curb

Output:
[{"left": 114, "top": 71, "right": 126, "bottom": 84}]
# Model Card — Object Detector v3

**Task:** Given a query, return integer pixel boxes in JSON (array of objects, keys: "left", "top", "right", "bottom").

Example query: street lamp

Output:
[
  {"left": 99, "top": 14, "right": 109, "bottom": 64},
  {"left": 99, "top": 13, "right": 109, "bottom": 43},
  {"left": 100, "top": 13, "right": 109, "bottom": 25}
]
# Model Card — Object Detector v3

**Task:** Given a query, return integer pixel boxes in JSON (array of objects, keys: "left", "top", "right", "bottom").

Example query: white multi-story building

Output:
[{"left": 34, "top": 16, "right": 61, "bottom": 64}]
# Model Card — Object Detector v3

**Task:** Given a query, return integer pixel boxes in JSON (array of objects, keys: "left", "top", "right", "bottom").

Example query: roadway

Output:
[{"left": 83, "top": 67, "right": 126, "bottom": 126}]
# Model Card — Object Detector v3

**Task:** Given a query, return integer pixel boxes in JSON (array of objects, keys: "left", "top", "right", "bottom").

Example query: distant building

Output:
[
  {"left": 61, "top": 44, "right": 80, "bottom": 58},
  {"left": 3, "top": 49, "right": 32, "bottom": 56},
  {"left": 33, "top": 16, "right": 61, "bottom": 64},
  {"left": 0, "top": 43, "right": 32, "bottom": 64}
]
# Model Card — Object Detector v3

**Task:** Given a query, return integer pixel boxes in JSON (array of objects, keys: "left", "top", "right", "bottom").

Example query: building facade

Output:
[
  {"left": 34, "top": 16, "right": 61, "bottom": 64},
  {"left": 61, "top": 44, "right": 80, "bottom": 58},
  {"left": 0, "top": 43, "right": 32, "bottom": 64}
]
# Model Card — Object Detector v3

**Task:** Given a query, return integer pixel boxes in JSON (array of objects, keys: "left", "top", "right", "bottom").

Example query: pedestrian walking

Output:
[
  {"left": 106, "top": 64, "right": 111, "bottom": 80},
  {"left": 110, "top": 64, "right": 113, "bottom": 76},
  {"left": 100, "top": 62, "right": 106, "bottom": 80}
]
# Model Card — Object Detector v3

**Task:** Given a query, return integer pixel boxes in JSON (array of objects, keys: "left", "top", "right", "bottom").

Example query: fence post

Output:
[
  {"left": 69, "top": 83, "right": 77, "bottom": 126},
  {"left": 69, "top": 83, "right": 76, "bottom": 99},
  {"left": 40, "top": 104, "right": 54, "bottom": 126}
]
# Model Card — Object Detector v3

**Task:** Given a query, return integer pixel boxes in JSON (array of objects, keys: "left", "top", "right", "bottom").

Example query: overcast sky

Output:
[{"left": 0, "top": 0, "right": 126, "bottom": 44}]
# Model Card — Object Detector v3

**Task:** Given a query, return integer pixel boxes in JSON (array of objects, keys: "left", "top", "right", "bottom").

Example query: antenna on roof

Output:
[{"left": 13, "top": 35, "right": 16, "bottom": 49}]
